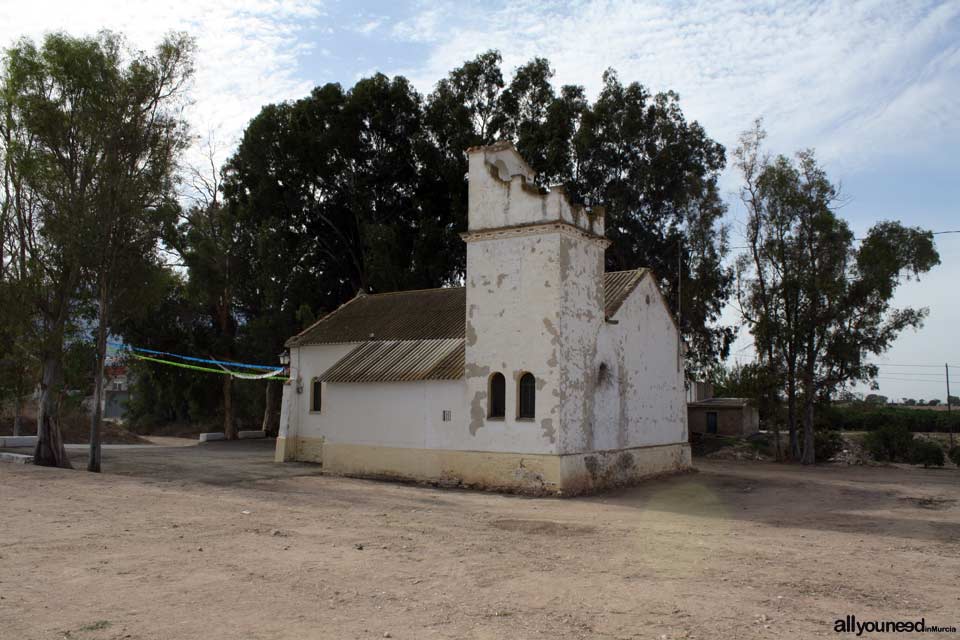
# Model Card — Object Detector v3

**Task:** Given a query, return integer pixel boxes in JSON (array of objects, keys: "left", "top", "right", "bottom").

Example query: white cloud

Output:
[
  {"left": 356, "top": 19, "right": 384, "bottom": 35},
  {"left": 390, "top": 0, "right": 960, "bottom": 172},
  {"left": 0, "top": 0, "right": 323, "bottom": 172}
]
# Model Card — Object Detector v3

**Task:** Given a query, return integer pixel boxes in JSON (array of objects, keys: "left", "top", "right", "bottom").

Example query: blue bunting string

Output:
[{"left": 107, "top": 341, "right": 281, "bottom": 372}]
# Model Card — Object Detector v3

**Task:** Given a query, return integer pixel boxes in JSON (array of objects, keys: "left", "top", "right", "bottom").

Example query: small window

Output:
[
  {"left": 518, "top": 373, "right": 536, "bottom": 419},
  {"left": 488, "top": 373, "right": 505, "bottom": 419},
  {"left": 311, "top": 378, "right": 322, "bottom": 412}
]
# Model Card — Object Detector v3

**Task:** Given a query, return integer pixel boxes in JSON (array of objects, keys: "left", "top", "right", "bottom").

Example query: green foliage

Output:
[
  {"left": 948, "top": 445, "right": 960, "bottom": 466},
  {"left": 713, "top": 362, "right": 765, "bottom": 399},
  {"left": 1, "top": 31, "right": 193, "bottom": 464},
  {"left": 734, "top": 121, "right": 940, "bottom": 462},
  {"left": 814, "top": 429, "right": 845, "bottom": 462},
  {"left": 863, "top": 424, "right": 915, "bottom": 462},
  {"left": 822, "top": 403, "right": 960, "bottom": 433},
  {"left": 909, "top": 438, "right": 945, "bottom": 467}
]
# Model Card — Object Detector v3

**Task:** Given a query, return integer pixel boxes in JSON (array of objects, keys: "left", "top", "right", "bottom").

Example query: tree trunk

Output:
[
  {"left": 88, "top": 282, "right": 109, "bottom": 472},
  {"left": 216, "top": 284, "right": 236, "bottom": 439},
  {"left": 261, "top": 381, "right": 281, "bottom": 436},
  {"left": 772, "top": 417, "right": 782, "bottom": 462},
  {"left": 800, "top": 392, "right": 816, "bottom": 465},
  {"left": 12, "top": 395, "right": 22, "bottom": 437},
  {"left": 223, "top": 376, "right": 236, "bottom": 440},
  {"left": 34, "top": 352, "right": 72, "bottom": 468},
  {"left": 786, "top": 378, "right": 799, "bottom": 461}
]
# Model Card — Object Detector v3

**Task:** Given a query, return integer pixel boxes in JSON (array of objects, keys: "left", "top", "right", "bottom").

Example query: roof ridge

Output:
[
  {"left": 361, "top": 285, "right": 465, "bottom": 298},
  {"left": 604, "top": 267, "right": 648, "bottom": 276},
  {"left": 285, "top": 294, "right": 365, "bottom": 347}
]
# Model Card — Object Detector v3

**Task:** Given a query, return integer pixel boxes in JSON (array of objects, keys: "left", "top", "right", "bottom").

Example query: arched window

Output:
[
  {"left": 311, "top": 378, "right": 322, "bottom": 412},
  {"left": 488, "top": 373, "right": 505, "bottom": 419},
  {"left": 518, "top": 373, "right": 536, "bottom": 419}
]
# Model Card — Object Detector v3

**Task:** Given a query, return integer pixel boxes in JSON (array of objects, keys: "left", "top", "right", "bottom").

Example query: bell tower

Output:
[{"left": 461, "top": 142, "right": 609, "bottom": 454}]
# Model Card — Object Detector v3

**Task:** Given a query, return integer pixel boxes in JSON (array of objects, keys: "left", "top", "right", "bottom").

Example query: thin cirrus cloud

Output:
[{"left": 390, "top": 0, "right": 960, "bottom": 174}]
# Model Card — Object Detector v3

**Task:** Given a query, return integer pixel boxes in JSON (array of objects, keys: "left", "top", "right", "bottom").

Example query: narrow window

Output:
[
  {"left": 488, "top": 373, "right": 505, "bottom": 418},
  {"left": 518, "top": 373, "right": 536, "bottom": 419},
  {"left": 311, "top": 378, "right": 322, "bottom": 412}
]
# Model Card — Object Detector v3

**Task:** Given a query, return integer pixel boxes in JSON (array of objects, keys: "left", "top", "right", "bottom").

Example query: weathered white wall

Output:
[
  {"left": 310, "top": 380, "right": 462, "bottom": 448},
  {"left": 284, "top": 343, "right": 357, "bottom": 444},
  {"left": 467, "top": 145, "right": 604, "bottom": 237},
  {"left": 556, "top": 232, "right": 607, "bottom": 453},
  {"left": 464, "top": 230, "right": 563, "bottom": 454},
  {"left": 585, "top": 274, "right": 687, "bottom": 452}
]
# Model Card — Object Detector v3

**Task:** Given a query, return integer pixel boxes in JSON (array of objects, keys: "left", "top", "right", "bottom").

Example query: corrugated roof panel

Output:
[
  {"left": 287, "top": 269, "right": 650, "bottom": 347},
  {"left": 287, "top": 288, "right": 466, "bottom": 347},
  {"left": 320, "top": 339, "right": 465, "bottom": 383},
  {"left": 603, "top": 269, "right": 648, "bottom": 319}
]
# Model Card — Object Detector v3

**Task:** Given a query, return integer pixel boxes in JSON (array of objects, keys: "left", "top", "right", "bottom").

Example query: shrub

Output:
[
  {"left": 863, "top": 424, "right": 914, "bottom": 462},
  {"left": 947, "top": 445, "right": 960, "bottom": 467},
  {"left": 823, "top": 403, "right": 960, "bottom": 433},
  {"left": 814, "top": 429, "right": 844, "bottom": 462},
  {"left": 909, "top": 439, "right": 945, "bottom": 467}
]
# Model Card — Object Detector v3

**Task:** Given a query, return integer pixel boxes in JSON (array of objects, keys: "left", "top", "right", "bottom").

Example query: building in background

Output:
[{"left": 687, "top": 396, "right": 759, "bottom": 437}]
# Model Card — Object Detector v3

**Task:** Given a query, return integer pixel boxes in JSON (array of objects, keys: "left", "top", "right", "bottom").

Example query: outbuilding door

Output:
[{"left": 706, "top": 412, "right": 718, "bottom": 434}]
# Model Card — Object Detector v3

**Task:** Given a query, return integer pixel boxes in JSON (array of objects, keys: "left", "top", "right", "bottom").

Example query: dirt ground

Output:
[{"left": 1, "top": 441, "right": 958, "bottom": 639}]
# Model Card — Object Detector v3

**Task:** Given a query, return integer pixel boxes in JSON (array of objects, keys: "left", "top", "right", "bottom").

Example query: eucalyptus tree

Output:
[
  {"left": 570, "top": 70, "right": 733, "bottom": 376},
  {"left": 1, "top": 31, "right": 193, "bottom": 467},
  {"left": 84, "top": 32, "right": 193, "bottom": 471},
  {"left": 735, "top": 122, "right": 939, "bottom": 463}
]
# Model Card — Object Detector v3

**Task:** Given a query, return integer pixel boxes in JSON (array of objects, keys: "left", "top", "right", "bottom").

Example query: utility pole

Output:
[
  {"left": 677, "top": 239, "right": 682, "bottom": 373},
  {"left": 947, "top": 363, "right": 954, "bottom": 447}
]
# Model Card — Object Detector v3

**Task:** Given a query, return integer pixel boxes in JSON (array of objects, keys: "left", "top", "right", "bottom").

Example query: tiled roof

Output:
[
  {"left": 603, "top": 269, "right": 649, "bottom": 318},
  {"left": 287, "top": 287, "right": 465, "bottom": 347},
  {"left": 286, "top": 269, "right": 649, "bottom": 348},
  {"left": 319, "top": 339, "right": 465, "bottom": 383}
]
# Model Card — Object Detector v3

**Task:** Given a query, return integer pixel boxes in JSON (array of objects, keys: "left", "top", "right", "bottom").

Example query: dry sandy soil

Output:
[{"left": 1, "top": 441, "right": 958, "bottom": 639}]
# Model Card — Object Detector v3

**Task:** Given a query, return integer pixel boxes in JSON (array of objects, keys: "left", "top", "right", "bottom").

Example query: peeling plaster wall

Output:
[
  {"left": 463, "top": 230, "right": 562, "bottom": 455},
  {"left": 467, "top": 146, "right": 604, "bottom": 237},
  {"left": 588, "top": 275, "right": 688, "bottom": 452},
  {"left": 556, "top": 233, "right": 607, "bottom": 454}
]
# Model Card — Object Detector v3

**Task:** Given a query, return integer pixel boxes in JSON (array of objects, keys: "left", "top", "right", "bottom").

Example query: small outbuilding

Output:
[{"left": 687, "top": 398, "right": 759, "bottom": 437}]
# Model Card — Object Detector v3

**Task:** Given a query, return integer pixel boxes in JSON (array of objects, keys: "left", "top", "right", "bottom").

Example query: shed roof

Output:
[
  {"left": 319, "top": 339, "right": 464, "bottom": 383},
  {"left": 688, "top": 397, "right": 752, "bottom": 408},
  {"left": 286, "top": 269, "right": 650, "bottom": 348}
]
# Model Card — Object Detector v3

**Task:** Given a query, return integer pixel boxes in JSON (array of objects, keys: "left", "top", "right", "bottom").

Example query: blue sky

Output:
[{"left": 3, "top": 0, "right": 959, "bottom": 400}]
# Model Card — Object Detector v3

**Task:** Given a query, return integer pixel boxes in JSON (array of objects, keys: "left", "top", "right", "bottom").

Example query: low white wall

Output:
[{"left": 300, "top": 379, "right": 554, "bottom": 454}]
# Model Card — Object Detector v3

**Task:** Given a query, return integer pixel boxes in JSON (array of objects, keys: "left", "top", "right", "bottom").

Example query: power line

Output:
[
  {"left": 875, "top": 363, "right": 960, "bottom": 368},
  {"left": 730, "top": 229, "right": 960, "bottom": 251}
]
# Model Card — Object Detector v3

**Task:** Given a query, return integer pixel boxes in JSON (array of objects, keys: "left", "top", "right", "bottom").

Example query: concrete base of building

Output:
[
  {"left": 557, "top": 442, "right": 692, "bottom": 495},
  {"left": 274, "top": 437, "right": 691, "bottom": 495}
]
